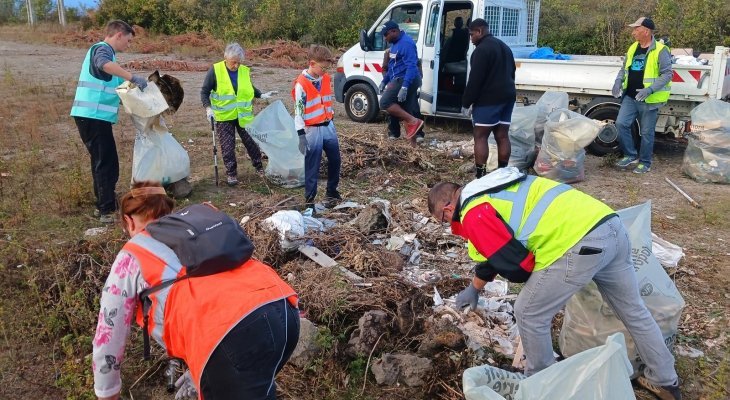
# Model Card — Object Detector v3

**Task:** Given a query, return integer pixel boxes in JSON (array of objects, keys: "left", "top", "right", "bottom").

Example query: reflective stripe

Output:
[
  {"left": 489, "top": 175, "right": 535, "bottom": 231},
  {"left": 72, "top": 100, "right": 118, "bottom": 113},
  {"left": 303, "top": 108, "right": 325, "bottom": 120},
  {"left": 305, "top": 96, "right": 322, "bottom": 107},
  {"left": 236, "top": 101, "right": 252, "bottom": 108},
  {"left": 210, "top": 93, "right": 237, "bottom": 101},
  {"left": 237, "top": 111, "right": 254, "bottom": 119},
  {"left": 212, "top": 103, "right": 237, "bottom": 112},
  {"left": 77, "top": 80, "right": 118, "bottom": 94},
  {"left": 516, "top": 183, "right": 572, "bottom": 243},
  {"left": 322, "top": 95, "right": 333, "bottom": 102}
]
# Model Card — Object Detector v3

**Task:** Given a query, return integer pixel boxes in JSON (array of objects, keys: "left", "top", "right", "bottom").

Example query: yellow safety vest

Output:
[
  {"left": 210, "top": 61, "right": 254, "bottom": 126},
  {"left": 459, "top": 175, "right": 614, "bottom": 271},
  {"left": 622, "top": 41, "right": 671, "bottom": 104}
]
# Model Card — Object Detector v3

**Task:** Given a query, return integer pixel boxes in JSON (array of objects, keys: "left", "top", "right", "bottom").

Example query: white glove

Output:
[
  {"left": 260, "top": 90, "right": 278, "bottom": 99},
  {"left": 635, "top": 88, "right": 652, "bottom": 102},
  {"left": 175, "top": 370, "right": 197, "bottom": 400},
  {"left": 611, "top": 81, "right": 622, "bottom": 98},
  {"left": 205, "top": 107, "right": 214, "bottom": 121},
  {"left": 461, "top": 106, "right": 472, "bottom": 117}
]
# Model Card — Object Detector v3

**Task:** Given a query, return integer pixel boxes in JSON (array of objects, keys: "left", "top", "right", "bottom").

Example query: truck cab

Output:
[{"left": 334, "top": 0, "right": 541, "bottom": 122}]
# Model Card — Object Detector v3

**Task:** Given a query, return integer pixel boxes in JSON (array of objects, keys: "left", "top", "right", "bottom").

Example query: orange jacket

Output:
[
  {"left": 123, "top": 231, "right": 298, "bottom": 396},
  {"left": 291, "top": 73, "right": 334, "bottom": 125}
]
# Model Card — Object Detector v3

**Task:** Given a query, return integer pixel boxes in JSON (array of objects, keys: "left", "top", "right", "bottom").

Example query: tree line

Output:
[{"left": 1, "top": 0, "right": 728, "bottom": 55}]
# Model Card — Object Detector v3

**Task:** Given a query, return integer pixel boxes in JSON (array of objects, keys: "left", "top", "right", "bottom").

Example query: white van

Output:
[{"left": 334, "top": 0, "right": 730, "bottom": 154}]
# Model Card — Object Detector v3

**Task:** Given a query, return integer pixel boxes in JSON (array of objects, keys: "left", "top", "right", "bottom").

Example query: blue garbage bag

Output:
[{"left": 529, "top": 47, "right": 571, "bottom": 60}]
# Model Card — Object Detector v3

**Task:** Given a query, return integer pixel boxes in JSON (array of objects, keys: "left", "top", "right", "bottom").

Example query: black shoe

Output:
[
  {"left": 637, "top": 377, "right": 681, "bottom": 400},
  {"left": 323, "top": 191, "right": 342, "bottom": 209}
]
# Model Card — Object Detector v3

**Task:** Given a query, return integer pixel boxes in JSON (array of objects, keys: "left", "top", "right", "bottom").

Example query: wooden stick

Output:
[
  {"left": 298, "top": 245, "right": 365, "bottom": 282},
  {"left": 665, "top": 177, "right": 702, "bottom": 209},
  {"left": 361, "top": 332, "right": 386, "bottom": 395}
]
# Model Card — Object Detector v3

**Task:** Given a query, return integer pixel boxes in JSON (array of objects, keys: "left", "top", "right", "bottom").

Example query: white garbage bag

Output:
[
  {"left": 534, "top": 109, "right": 600, "bottom": 183},
  {"left": 682, "top": 99, "right": 730, "bottom": 184},
  {"left": 559, "top": 202, "right": 685, "bottom": 375},
  {"left": 651, "top": 233, "right": 684, "bottom": 269},
  {"left": 463, "top": 333, "right": 635, "bottom": 400},
  {"left": 262, "top": 210, "right": 324, "bottom": 251},
  {"left": 246, "top": 101, "right": 305, "bottom": 188},
  {"left": 534, "top": 91, "right": 569, "bottom": 144},
  {"left": 117, "top": 82, "right": 190, "bottom": 185},
  {"left": 487, "top": 105, "right": 538, "bottom": 171}
]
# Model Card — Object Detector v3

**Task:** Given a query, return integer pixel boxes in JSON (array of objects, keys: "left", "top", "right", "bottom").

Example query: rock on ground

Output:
[
  {"left": 289, "top": 318, "right": 321, "bottom": 368},
  {"left": 371, "top": 352, "right": 433, "bottom": 387},
  {"left": 346, "top": 310, "right": 389, "bottom": 357}
]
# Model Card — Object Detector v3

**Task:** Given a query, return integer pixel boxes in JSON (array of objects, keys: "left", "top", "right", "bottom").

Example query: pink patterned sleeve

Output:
[{"left": 92, "top": 251, "right": 147, "bottom": 398}]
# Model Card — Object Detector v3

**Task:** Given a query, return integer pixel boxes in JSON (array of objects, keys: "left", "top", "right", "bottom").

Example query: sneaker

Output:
[
  {"left": 99, "top": 214, "right": 115, "bottom": 224},
  {"left": 615, "top": 156, "right": 639, "bottom": 168},
  {"left": 637, "top": 377, "right": 681, "bottom": 400},
  {"left": 405, "top": 119, "right": 424, "bottom": 139},
  {"left": 633, "top": 163, "right": 651, "bottom": 174},
  {"left": 323, "top": 191, "right": 342, "bottom": 209},
  {"left": 226, "top": 176, "right": 239, "bottom": 186},
  {"left": 304, "top": 196, "right": 315, "bottom": 211}
]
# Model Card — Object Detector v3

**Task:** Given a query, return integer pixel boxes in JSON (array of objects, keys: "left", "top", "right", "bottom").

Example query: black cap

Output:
[{"left": 628, "top": 17, "right": 655, "bottom": 30}]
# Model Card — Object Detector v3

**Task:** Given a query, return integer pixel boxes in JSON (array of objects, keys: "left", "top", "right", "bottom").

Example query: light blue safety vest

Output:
[{"left": 70, "top": 42, "right": 123, "bottom": 123}]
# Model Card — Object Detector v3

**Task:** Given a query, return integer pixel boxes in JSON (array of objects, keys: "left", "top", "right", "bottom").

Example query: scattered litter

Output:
[
  {"left": 229, "top": 203, "right": 237, "bottom": 207},
  {"left": 483, "top": 280, "right": 508, "bottom": 298},
  {"left": 651, "top": 233, "right": 685, "bottom": 268},
  {"left": 433, "top": 287, "right": 444, "bottom": 306},
  {"left": 84, "top": 227, "right": 108, "bottom": 237},
  {"left": 263, "top": 210, "right": 324, "bottom": 251},
  {"left": 675, "top": 345, "right": 704, "bottom": 358},
  {"left": 239, "top": 216, "right": 250, "bottom": 226},
  {"left": 298, "top": 244, "right": 364, "bottom": 282},
  {"left": 333, "top": 201, "right": 364, "bottom": 210},
  {"left": 187, "top": 139, "right": 194, "bottom": 144}
]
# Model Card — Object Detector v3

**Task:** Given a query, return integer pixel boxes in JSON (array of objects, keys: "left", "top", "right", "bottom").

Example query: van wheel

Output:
[
  {"left": 345, "top": 83, "right": 379, "bottom": 123},
  {"left": 585, "top": 104, "right": 640, "bottom": 156}
]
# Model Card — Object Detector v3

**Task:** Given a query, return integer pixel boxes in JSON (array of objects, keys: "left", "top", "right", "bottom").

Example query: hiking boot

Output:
[
  {"left": 99, "top": 214, "right": 116, "bottom": 224},
  {"left": 615, "top": 156, "right": 639, "bottom": 168},
  {"left": 405, "top": 119, "right": 424, "bottom": 139},
  {"left": 633, "top": 163, "right": 651, "bottom": 174},
  {"left": 637, "top": 377, "right": 681, "bottom": 400},
  {"left": 226, "top": 176, "right": 239, "bottom": 187},
  {"left": 323, "top": 191, "right": 342, "bottom": 209}
]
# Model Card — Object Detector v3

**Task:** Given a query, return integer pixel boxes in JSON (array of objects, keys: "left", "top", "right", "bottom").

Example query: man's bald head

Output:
[{"left": 428, "top": 182, "right": 461, "bottom": 216}]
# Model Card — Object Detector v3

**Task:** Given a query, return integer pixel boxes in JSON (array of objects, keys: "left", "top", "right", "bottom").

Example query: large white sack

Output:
[
  {"left": 246, "top": 101, "right": 305, "bottom": 188},
  {"left": 117, "top": 82, "right": 190, "bottom": 184},
  {"left": 559, "top": 202, "right": 685, "bottom": 375},
  {"left": 534, "top": 91, "right": 569, "bottom": 144},
  {"left": 487, "top": 105, "right": 538, "bottom": 171},
  {"left": 464, "top": 333, "right": 635, "bottom": 400}
]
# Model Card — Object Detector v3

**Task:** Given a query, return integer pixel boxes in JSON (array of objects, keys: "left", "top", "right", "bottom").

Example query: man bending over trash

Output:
[{"left": 427, "top": 167, "right": 681, "bottom": 400}]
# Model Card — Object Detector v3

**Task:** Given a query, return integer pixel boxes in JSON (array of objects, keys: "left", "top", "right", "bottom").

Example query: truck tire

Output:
[
  {"left": 345, "top": 83, "right": 379, "bottom": 123},
  {"left": 585, "top": 104, "right": 640, "bottom": 156}
]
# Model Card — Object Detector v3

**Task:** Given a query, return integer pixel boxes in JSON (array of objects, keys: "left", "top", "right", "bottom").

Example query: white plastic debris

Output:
[
  {"left": 433, "top": 287, "right": 444, "bottom": 307},
  {"left": 263, "top": 210, "right": 324, "bottom": 251},
  {"left": 651, "top": 233, "right": 685, "bottom": 268},
  {"left": 84, "top": 227, "right": 108, "bottom": 237},
  {"left": 675, "top": 345, "right": 704, "bottom": 358},
  {"left": 483, "top": 280, "right": 508, "bottom": 297}
]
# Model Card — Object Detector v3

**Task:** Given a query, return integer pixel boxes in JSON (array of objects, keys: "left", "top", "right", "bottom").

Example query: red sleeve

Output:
[{"left": 460, "top": 203, "right": 535, "bottom": 273}]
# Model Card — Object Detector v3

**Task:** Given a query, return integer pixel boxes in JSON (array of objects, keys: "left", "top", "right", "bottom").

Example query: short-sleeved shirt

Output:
[{"left": 626, "top": 46, "right": 648, "bottom": 98}]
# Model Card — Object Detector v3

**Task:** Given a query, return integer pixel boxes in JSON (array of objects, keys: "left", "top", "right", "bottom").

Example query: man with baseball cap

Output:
[
  {"left": 612, "top": 17, "right": 672, "bottom": 174},
  {"left": 378, "top": 20, "right": 425, "bottom": 144}
]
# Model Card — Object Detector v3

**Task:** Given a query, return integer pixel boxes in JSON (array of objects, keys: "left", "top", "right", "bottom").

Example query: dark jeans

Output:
[
  {"left": 380, "top": 76, "right": 423, "bottom": 138},
  {"left": 74, "top": 116, "right": 119, "bottom": 214},
  {"left": 303, "top": 122, "right": 341, "bottom": 201},
  {"left": 201, "top": 299, "right": 300, "bottom": 400}
]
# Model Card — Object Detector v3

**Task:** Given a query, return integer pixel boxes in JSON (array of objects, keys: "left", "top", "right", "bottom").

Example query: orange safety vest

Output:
[
  {"left": 123, "top": 231, "right": 298, "bottom": 396},
  {"left": 291, "top": 73, "right": 334, "bottom": 125}
]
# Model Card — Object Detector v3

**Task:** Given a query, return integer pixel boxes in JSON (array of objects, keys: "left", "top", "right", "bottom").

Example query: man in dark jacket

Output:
[
  {"left": 462, "top": 18, "right": 516, "bottom": 178},
  {"left": 378, "top": 21, "right": 424, "bottom": 144}
]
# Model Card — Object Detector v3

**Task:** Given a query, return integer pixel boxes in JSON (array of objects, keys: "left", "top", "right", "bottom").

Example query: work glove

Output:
[
  {"left": 174, "top": 370, "right": 197, "bottom": 400},
  {"left": 260, "top": 90, "right": 278, "bottom": 99},
  {"left": 205, "top": 107, "right": 214, "bottom": 122},
  {"left": 455, "top": 283, "right": 480, "bottom": 311},
  {"left": 461, "top": 106, "right": 472, "bottom": 118},
  {"left": 379, "top": 81, "right": 387, "bottom": 94},
  {"left": 130, "top": 74, "right": 148, "bottom": 91},
  {"left": 397, "top": 86, "right": 408, "bottom": 102},
  {"left": 298, "top": 130, "right": 308, "bottom": 155},
  {"left": 635, "top": 87, "right": 653, "bottom": 102},
  {"left": 611, "top": 80, "right": 622, "bottom": 98}
]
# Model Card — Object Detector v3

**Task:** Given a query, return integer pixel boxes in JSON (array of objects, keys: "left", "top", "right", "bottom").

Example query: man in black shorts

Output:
[{"left": 462, "top": 18, "right": 516, "bottom": 178}]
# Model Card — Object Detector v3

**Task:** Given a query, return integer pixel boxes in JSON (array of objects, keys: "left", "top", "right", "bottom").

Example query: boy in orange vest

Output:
[{"left": 292, "top": 45, "right": 342, "bottom": 212}]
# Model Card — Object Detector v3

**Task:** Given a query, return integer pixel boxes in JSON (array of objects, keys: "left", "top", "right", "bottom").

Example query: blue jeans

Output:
[
  {"left": 514, "top": 216, "right": 678, "bottom": 386},
  {"left": 303, "top": 121, "right": 341, "bottom": 200},
  {"left": 615, "top": 96, "right": 659, "bottom": 166},
  {"left": 200, "top": 299, "right": 300, "bottom": 399}
]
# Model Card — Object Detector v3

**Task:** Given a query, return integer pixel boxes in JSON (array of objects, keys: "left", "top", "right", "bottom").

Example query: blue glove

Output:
[
  {"left": 612, "top": 81, "right": 622, "bottom": 98},
  {"left": 130, "top": 74, "right": 148, "bottom": 91},
  {"left": 397, "top": 86, "right": 408, "bottom": 102},
  {"left": 298, "top": 130, "right": 308, "bottom": 155},
  {"left": 455, "top": 283, "right": 480, "bottom": 311},
  {"left": 379, "top": 81, "right": 387, "bottom": 94},
  {"left": 635, "top": 88, "right": 652, "bottom": 102}
]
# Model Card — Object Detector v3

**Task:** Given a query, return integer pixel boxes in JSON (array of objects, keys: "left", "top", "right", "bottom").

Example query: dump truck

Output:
[{"left": 334, "top": 0, "right": 730, "bottom": 154}]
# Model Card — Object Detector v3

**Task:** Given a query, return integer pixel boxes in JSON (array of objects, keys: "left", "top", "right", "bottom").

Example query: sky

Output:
[{"left": 63, "top": 0, "right": 97, "bottom": 9}]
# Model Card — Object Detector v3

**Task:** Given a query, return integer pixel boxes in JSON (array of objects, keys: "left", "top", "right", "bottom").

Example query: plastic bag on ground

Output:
[
  {"left": 117, "top": 82, "right": 190, "bottom": 185},
  {"left": 464, "top": 333, "right": 635, "bottom": 400},
  {"left": 246, "top": 100, "right": 305, "bottom": 188},
  {"left": 681, "top": 99, "right": 730, "bottom": 184},
  {"left": 262, "top": 210, "right": 324, "bottom": 251},
  {"left": 534, "top": 109, "right": 600, "bottom": 183},
  {"left": 487, "top": 105, "right": 538, "bottom": 171},
  {"left": 651, "top": 233, "right": 684, "bottom": 269},
  {"left": 559, "top": 202, "right": 685, "bottom": 376},
  {"left": 534, "top": 91, "right": 568, "bottom": 144}
]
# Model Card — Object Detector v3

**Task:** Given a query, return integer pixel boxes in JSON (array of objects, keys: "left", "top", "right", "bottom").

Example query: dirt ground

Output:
[{"left": 0, "top": 34, "right": 728, "bottom": 400}]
